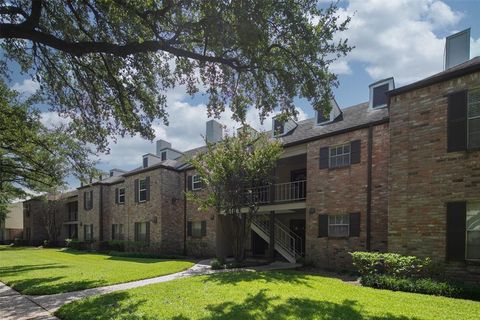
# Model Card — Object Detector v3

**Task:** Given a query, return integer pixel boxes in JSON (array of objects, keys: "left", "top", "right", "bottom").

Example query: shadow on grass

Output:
[
  {"left": 60, "top": 249, "right": 192, "bottom": 264},
  {"left": 55, "top": 292, "right": 148, "bottom": 320},
  {"left": 203, "top": 270, "right": 312, "bottom": 287},
  {"left": 0, "top": 263, "right": 68, "bottom": 277},
  {"left": 55, "top": 288, "right": 419, "bottom": 320},
  {"left": 10, "top": 275, "right": 107, "bottom": 295}
]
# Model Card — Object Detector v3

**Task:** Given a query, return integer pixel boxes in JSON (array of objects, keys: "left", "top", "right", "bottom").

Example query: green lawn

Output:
[
  {"left": 0, "top": 246, "right": 194, "bottom": 295},
  {"left": 56, "top": 271, "right": 480, "bottom": 320}
]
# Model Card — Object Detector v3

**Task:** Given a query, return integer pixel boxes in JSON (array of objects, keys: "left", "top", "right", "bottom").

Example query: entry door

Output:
[
  {"left": 289, "top": 219, "right": 306, "bottom": 255},
  {"left": 290, "top": 169, "right": 306, "bottom": 199}
]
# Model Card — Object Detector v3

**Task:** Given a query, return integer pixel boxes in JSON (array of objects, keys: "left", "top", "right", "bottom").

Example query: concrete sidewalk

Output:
[
  {"left": 1, "top": 259, "right": 300, "bottom": 319},
  {"left": 0, "top": 282, "right": 58, "bottom": 320}
]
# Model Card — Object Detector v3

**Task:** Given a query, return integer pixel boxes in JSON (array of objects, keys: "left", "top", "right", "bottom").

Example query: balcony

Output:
[{"left": 247, "top": 180, "right": 307, "bottom": 204}]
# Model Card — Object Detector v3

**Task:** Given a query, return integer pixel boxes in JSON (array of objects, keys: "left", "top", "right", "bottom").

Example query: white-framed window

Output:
[
  {"left": 328, "top": 215, "right": 349, "bottom": 237},
  {"left": 467, "top": 201, "right": 480, "bottom": 260},
  {"left": 468, "top": 88, "right": 480, "bottom": 149},
  {"left": 192, "top": 175, "right": 202, "bottom": 190},
  {"left": 118, "top": 188, "right": 125, "bottom": 204},
  {"left": 329, "top": 144, "right": 351, "bottom": 168},
  {"left": 369, "top": 78, "right": 394, "bottom": 109},
  {"left": 139, "top": 179, "right": 147, "bottom": 202}
]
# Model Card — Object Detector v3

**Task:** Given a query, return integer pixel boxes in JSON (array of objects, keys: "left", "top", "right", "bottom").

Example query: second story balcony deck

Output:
[{"left": 247, "top": 180, "right": 307, "bottom": 204}]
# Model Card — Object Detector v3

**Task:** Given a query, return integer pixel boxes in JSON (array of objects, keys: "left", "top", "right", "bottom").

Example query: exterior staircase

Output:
[{"left": 251, "top": 215, "right": 304, "bottom": 263}]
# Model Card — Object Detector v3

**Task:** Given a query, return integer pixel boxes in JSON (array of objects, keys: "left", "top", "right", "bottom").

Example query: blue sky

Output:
[{"left": 2, "top": 0, "right": 480, "bottom": 188}]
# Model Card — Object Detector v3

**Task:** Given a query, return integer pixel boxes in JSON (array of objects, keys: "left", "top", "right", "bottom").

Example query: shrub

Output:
[
  {"left": 211, "top": 258, "right": 226, "bottom": 270},
  {"left": 13, "top": 238, "right": 29, "bottom": 246},
  {"left": 351, "top": 252, "right": 435, "bottom": 278},
  {"left": 361, "top": 274, "right": 480, "bottom": 301},
  {"left": 66, "top": 239, "right": 95, "bottom": 251},
  {"left": 42, "top": 240, "right": 50, "bottom": 248}
]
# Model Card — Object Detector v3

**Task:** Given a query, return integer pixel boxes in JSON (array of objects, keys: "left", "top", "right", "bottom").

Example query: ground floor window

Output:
[
  {"left": 467, "top": 201, "right": 480, "bottom": 260},
  {"left": 187, "top": 220, "right": 207, "bottom": 238},
  {"left": 134, "top": 222, "right": 150, "bottom": 242},
  {"left": 328, "top": 214, "right": 349, "bottom": 237},
  {"left": 84, "top": 224, "right": 93, "bottom": 241},
  {"left": 68, "top": 225, "right": 78, "bottom": 239},
  {"left": 112, "top": 224, "right": 124, "bottom": 240}
]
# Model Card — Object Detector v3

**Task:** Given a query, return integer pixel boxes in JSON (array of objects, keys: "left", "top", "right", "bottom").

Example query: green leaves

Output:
[
  {"left": 1, "top": 0, "right": 351, "bottom": 152},
  {"left": 0, "top": 80, "right": 97, "bottom": 217}
]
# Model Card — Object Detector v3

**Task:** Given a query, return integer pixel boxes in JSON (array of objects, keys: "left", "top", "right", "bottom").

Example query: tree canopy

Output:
[
  {"left": 188, "top": 128, "right": 283, "bottom": 261},
  {"left": 0, "top": 0, "right": 351, "bottom": 151},
  {"left": 0, "top": 81, "right": 96, "bottom": 221}
]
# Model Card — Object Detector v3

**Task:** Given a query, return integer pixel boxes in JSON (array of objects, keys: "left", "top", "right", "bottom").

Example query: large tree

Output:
[
  {"left": 188, "top": 128, "right": 282, "bottom": 262},
  {"left": 0, "top": 0, "right": 351, "bottom": 151},
  {"left": 0, "top": 81, "right": 97, "bottom": 222}
]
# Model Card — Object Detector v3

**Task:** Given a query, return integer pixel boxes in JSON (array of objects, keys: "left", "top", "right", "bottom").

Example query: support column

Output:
[{"left": 268, "top": 210, "right": 275, "bottom": 261}]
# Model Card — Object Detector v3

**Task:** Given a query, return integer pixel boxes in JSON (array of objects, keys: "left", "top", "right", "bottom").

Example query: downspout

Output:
[
  {"left": 99, "top": 185, "right": 104, "bottom": 242},
  {"left": 183, "top": 171, "right": 187, "bottom": 255},
  {"left": 366, "top": 125, "right": 373, "bottom": 251}
]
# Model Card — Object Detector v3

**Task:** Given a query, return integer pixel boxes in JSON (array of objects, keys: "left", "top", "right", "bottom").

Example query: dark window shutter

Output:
[
  {"left": 201, "top": 221, "right": 207, "bottom": 237},
  {"left": 349, "top": 212, "right": 361, "bottom": 237},
  {"left": 350, "top": 140, "right": 361, "bottom": 164},
  {"left": 134, "top": 179, "right": 139, "bottom": 203},
  {"left": 134, "top": 222, "right": 139, "bottom": 241},
  {"left": 112, "top": 224, "right": 115, "bottom": 240},
  {"left": 446, "top": 201, "right": 466, "bottom": 261},
  {"left": 115, "top": 188, "right": 119, "bottom": 204},
  {"left": 83, "top": 191, "right": 87, "bottom": 210},
  {"left": 187, "top": 176, "right": 193, "bottom": 191},
  {"left": 89, "top": 190, "right": 93, "bottom": 210},
  {"left": 187, "top": 221, "right": 192, "bottom": 236},
  {"left": 318, "top": 214, "right": 329, "bottom": 237},
  {"left": 319, "top": 147, "right": 330, "bottom": 169},
  {"left": 145, "top": 176, "right": 150, "bottom": 201},
  {"left": 447, "top": 91, "right": 467, "bottom": 152},
  {"left": 146, "top": 222, "right": 150, "bottom": 243}
]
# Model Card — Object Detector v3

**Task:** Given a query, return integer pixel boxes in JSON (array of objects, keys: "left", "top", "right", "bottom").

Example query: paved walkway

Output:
[{"left": 1, "top": 259, "right": 300, "bottom": 319}]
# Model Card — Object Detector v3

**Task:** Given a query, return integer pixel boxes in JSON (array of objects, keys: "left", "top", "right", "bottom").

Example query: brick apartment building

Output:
[{"left": 23, "top": 54, "right": 480, "bottom": 282}]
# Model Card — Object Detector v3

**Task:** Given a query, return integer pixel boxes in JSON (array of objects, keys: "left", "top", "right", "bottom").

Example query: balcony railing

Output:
[{"left": 246, "top": 180, "right": 306, "bottom": 204}]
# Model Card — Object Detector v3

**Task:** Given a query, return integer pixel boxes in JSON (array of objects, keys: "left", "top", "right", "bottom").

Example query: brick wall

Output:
[
  {"left": 389, "top": 71, "right": 480, "bottom": 282},
  {"left": 305, "top": 122, "right": 389, "bottom": 269}
]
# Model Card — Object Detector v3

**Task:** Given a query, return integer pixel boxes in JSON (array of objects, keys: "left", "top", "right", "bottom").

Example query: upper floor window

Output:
[
  {"left": 143, "top": 157, "right": 148, "bottom": 168},
  {"left": 192, "top": 175, "right": 202, "bottom": 190},
  {"left": 369, "top": 78, "right": 394, "bottom": 109},
  {"left": 273, "top": 118, "right": 285, "bottom": 136},
  {"left": 84, "top": 190, "right": 93, "bottom": 210},
  {"left": 329, "top": 144, "right": 351, "bottom": 168},
  {"left": 118, "top": 188, "right": 125, "bottom": 204},
  {"left": 328, "top": 214, "right": 349, "bottom": 237},
  {"left": 139, "top": 179, "right": 147, "bottom": 202},
  {"left": 468, "top": 88, "right": 480, "bottom": 149},
  {"left": 161, "top": 151, "right": 167, "bottom": 161}
]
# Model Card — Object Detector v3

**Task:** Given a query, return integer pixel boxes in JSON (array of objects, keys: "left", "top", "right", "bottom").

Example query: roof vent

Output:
[
  {"left": 369, "top": 78, "right": 395, "bottom": 109},
  {"left": 206, "top": 120, "right": 223, "bottom": 143},
  {"left": 444, "top": 28, "right": 470, "bottom": 70}
]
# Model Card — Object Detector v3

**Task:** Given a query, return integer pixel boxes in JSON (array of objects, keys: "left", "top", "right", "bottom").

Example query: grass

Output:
[
  {"left": 56, "top": 271, "right": 480, "bottom": 320},
  {"left": 0, "top": 245, "right": 194, "bottom": 295}
]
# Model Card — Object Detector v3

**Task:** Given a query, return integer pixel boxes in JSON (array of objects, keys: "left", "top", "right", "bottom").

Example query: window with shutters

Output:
[
  {"left": 192, "top": 175, "right": 202, "bottom": 190},
  {"left": 118, "top": 188, "right": 125, "bottom": 204},
  {"left": 328, "top": 214, "right": 349, "bottom": 237},
  {"left": 467, "top": 201, "right": 480, "bottom": 260},
  {"left": 84, "top": 224, "right": 93, "bottom": 241},
  {"left": 329, "top": 144, "right": 351, "bottom": 168},
  {"left": 468, "top": 88, "right": 480, "bottom": 149},
  {"left": 112, "top": 224, "right": 124, "bottom": 240},
  {"left": 85, "top": 191, "right": 93, "bottom": 210},
  {"left": 139, "top": 179, "right": 147, "bottom": 202},
  {"left": 134, "top": 222, "right": 149, "bottom": 242}
]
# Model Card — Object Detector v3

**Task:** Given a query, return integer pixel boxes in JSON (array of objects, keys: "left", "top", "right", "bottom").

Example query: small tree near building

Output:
[{"left": 188, "top": 128, "right": 282, "bottom": 262}]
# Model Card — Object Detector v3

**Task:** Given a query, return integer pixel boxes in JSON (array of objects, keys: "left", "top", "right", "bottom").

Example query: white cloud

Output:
[
  {"left": 333, "top": 0, "right": 464, "bottom": 84},
  {"left": 472, "top": 37, "right": 480, "bottom": 58},
  {"left": 40, "top": 111, "right": 71, "bottom": 129},
  {"left": 11, "top": 79, "right": 40, "bottom": 95}
]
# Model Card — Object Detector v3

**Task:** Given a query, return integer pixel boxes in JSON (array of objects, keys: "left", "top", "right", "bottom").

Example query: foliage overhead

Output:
[
  {"left": 0, "top": 80, "right": 97, "bottom": 221},
  {"left": 0, "top": 0, "right": 351, "bottom": 151}
]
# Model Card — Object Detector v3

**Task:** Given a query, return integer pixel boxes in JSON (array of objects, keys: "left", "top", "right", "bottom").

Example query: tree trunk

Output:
[{"left": 232, "top": 212, "right": 249, "bottom": 262}]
